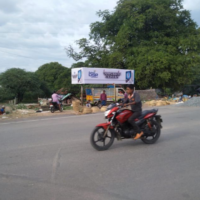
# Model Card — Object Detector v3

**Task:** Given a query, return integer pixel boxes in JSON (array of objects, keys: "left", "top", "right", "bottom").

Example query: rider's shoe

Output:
[{"left": 133, "top": 131, "right": 144, "bottom": 140}]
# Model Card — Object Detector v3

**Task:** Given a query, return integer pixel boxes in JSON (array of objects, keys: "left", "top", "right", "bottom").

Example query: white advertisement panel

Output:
[{"left": 71, "top": 68, "right": 134, "bottom": 84}]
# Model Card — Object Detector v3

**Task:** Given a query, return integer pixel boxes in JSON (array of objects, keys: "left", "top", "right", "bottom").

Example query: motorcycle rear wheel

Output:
[
  {"left": 141, "top": 120, "right": 160, "bottom": 144},
  {"left": 60, "top": 105, "right": 63, "bottom": 112},
  {"left": 50, "top": 107, "right": 55, "bottom": 113},
  {"left": 90, "top": 127, "right": 115, "bottom": 151}
]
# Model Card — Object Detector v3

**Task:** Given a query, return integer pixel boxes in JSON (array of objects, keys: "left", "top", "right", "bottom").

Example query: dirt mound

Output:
[
  {"left": 101, "top": 106, "right": 108, "bottom": 111},
  {"left": 72, "top": 98, "right": 82, "bottom": 113},
  {"left": 91, "top": 107, "right": 100, "bottom": 113},
  {"left": 82, "top": 107, "right": 92, "bottom": 114},
  {"left": 5, "top": 106, "right": 13, "bottom": 113}
]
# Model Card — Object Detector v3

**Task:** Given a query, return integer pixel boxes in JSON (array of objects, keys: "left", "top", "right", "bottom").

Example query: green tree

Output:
[
  {"left": 36, "top": 62, "right": 70, "bottom": 91},
  {"left": 35, "top": 62, "right": 80, "bottom": 95},
  {"left": 67, "top": 0, "right": 200, "bottom": 90},
  {"left": 67, "top": 39, "right": 110, "bottom": 68},
  {"left": 0, "top": 68, "right": 42, "bottom": 102},
  {"left": 71, "top": 62, "right": 86, "bottom": 68},
  {"left": 0, "top": 87, "right": 15, "bottom": 102},
  {"left": 22, "top": 80, "right": 51, "bottom": 102},
  {"left": 54, "top": 65, "right": 81, "bottom": 96}
]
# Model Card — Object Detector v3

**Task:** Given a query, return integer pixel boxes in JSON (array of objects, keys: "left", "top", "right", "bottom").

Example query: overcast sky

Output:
[{"left": 0, "top": 0, "right": 200, "bottom": 72}]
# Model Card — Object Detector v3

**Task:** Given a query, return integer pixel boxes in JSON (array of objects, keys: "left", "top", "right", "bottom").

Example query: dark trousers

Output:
[
  {"left": 101, "top": 100, "right": 106, "bottom": 106},
  {"left": 128, "top": 111, "right": 142, "bottom": 133}
]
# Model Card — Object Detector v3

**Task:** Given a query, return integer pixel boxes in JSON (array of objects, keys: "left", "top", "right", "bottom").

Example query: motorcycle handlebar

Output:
[
  {"left": 116, "top": 103, "right": 124, "bottom": 109},
  {"left": 116, "top": 103, "right": 126, "bottom": 107}
]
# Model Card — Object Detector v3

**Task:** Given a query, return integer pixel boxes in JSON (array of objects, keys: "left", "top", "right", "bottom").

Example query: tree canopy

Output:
[
  {"left": 0, "top": 63, "right": 81, "bottom": 102},
  {"left": 35, "top": 62, "right": 80, "bottom": 95},
  {"left": 35, "top": 62, "right": 71, "bottom": 91},
  {"left": 67, "top": 0, "right": 200, "bottom": 90},
  {"left": 0, "top": 68, "right": 47, "bottom": 102}
]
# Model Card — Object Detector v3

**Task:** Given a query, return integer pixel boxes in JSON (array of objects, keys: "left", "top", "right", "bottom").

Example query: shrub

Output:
[{"left": 16, "top": 104, "right": 27, "bottom": 110}]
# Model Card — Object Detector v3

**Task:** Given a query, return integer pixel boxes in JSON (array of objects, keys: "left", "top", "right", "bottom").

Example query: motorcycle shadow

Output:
[{"left": 110, "top": 139, "right": 147, "bottom": 150}]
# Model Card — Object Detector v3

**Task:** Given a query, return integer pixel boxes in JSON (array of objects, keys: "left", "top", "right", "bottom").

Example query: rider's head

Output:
[
  {"left": 126, "top": 84, "right": 134, "bottom": 95},
  {"left": 53, "top": 91, "right": 56, "bottom": 94}
]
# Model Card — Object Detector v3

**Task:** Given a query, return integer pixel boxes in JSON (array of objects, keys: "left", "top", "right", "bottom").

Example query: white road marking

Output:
[
  {"left": 51, "top": 147, "right": 62, "bottom": 200},
  {"left": 0, "top": 113, "right": 103, "bottom": 125}
]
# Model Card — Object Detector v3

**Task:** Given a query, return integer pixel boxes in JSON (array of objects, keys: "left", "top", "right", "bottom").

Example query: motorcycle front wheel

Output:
[
  {"left": 90, "top": 127, "right": 115, "bottom": 151},
  {"left": 97, "top": 103, "right": 102, "bottom": 109}
]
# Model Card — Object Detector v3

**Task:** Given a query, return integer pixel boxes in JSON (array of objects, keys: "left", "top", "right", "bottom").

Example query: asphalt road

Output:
[{"left": 0, "top": 106, "right": 200, "bottom": 200}]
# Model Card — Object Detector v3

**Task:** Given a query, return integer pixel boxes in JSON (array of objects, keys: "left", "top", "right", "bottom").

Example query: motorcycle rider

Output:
[
  {"left": 123, "top": 84, "right": 144, "bottom": 140},
  {"left": 52, "top": 91, "right": 61, "bottom": 111}
]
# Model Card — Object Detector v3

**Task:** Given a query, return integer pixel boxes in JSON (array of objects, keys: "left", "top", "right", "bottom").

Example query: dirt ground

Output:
[
  {"left": 0, "top": 109, "right": 75, "bottom": 121},
  {"left": 0, "top": 103, "right": 170, "bottom": 121}
]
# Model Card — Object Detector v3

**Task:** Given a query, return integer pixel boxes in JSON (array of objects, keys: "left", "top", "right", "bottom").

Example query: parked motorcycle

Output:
[
  {"left": 90, "top": 103, "right": 163, "bottom": 151},
  {"left": 50, "top": 101, "right": 63, "bottom": 113},
  {"left": 92, "top": 100, "right": 102, "bottom": 108}
]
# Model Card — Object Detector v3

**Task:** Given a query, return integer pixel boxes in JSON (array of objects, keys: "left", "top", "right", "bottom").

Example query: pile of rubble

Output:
[
  {"left": 27, "top": 105, "right": 40, "bottom": 109},
  {"left": 177, "top": 97, "right": 200, "bottom": 107},
  {"left": 72, "top": 98, "right": 107, "bottom": 114},
  {"left": 38, "top": 98, "right": 49, "bottom": 106}
]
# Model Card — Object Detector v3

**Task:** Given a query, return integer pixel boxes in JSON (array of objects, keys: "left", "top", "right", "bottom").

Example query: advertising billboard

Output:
[{"left": 71, "top": 68, "right": 134, "bottom": 84}]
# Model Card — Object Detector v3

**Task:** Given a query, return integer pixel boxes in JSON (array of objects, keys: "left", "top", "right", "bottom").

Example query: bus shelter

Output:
[{"left": 71, "top": 67, "right": 135, "bottom": 104}]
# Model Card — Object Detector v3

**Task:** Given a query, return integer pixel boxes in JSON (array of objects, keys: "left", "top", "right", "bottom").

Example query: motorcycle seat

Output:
[{"left": 139, "top": 109, "right": 157, "bottom": 119}]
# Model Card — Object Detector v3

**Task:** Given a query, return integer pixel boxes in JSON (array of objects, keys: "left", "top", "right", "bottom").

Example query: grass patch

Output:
[{"left": 63, "top": 106, "right": 73, "bottom": 110}]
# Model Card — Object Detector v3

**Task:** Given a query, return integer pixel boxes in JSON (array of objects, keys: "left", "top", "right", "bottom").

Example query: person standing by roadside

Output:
[
  {"left": 100, "top": 90, "right": 107, "bottom": 106},
  {"left": 0, "top": 106, "right": 5, "bottom": 115}
]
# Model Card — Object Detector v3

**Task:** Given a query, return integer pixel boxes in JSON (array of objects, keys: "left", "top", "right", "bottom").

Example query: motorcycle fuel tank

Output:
[{"left": 116, "top": 109, "right": 133, "bottom": 124}]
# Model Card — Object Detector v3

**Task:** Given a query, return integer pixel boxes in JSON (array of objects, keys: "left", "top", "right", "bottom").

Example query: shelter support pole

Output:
[
  {"left": 81, "top": 85, "right": 83, "bottom": 106},
  {"left": 114, "top": 83, "right": 116, "bottom": 102}
]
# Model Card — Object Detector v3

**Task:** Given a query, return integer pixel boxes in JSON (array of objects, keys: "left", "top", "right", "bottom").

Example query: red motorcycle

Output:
[{"left": 90, "top": 103, "right": 163, "bottom": 151}]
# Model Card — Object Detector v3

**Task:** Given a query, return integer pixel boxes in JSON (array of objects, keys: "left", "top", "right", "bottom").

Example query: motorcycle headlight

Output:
[{"left": 104, "top": 110, "right": 110, "bottom": 117}]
